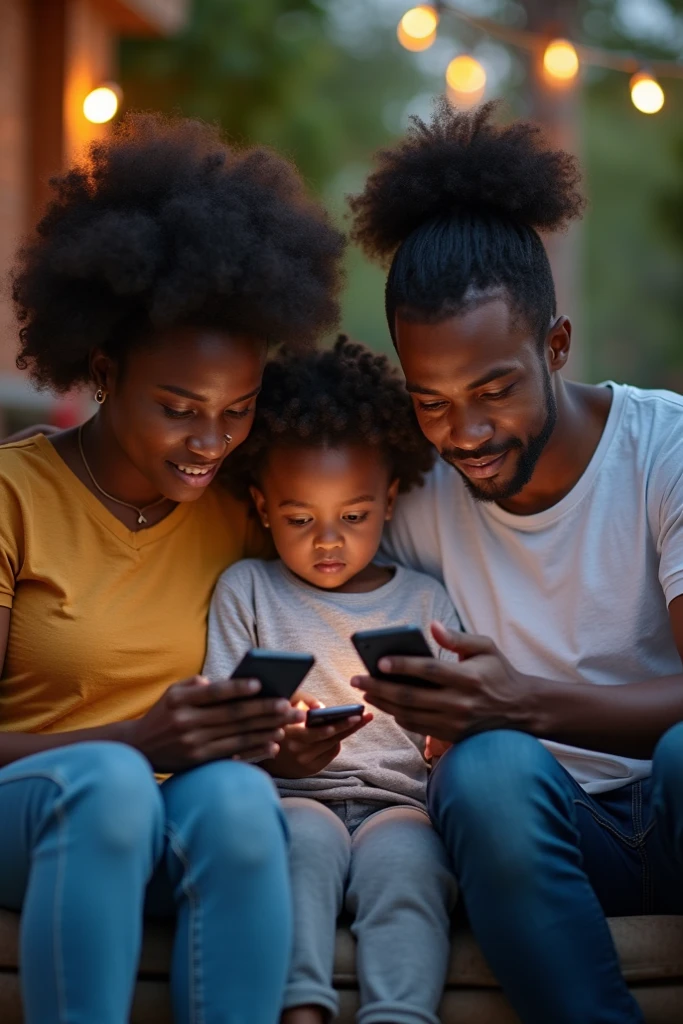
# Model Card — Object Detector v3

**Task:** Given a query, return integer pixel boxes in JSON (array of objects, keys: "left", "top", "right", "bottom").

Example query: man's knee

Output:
[
  {"left": 428, "top": 730, "right": 575, "bottom": 884},
  {"left": 430, "top": 730, "right": 564, "bottom": 819}
]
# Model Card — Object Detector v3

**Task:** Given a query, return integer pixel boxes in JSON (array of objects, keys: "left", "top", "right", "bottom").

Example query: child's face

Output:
[{"left": 251, "top": 443, "right": 399, "bottom": 590}]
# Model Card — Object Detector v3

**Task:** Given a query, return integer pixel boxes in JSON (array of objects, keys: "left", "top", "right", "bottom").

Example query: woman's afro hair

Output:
[
  {"left": 349, "top": 100, "right": 585, "bottom": 341},
  {"left": 12, "top": 113, "right": 346, "bottom": 392},
  {"left": 222, "top": 335, "right": 435, "bottom": 499}
]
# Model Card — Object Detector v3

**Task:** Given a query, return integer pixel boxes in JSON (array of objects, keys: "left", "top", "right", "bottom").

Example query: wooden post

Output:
[
  {"left": 522, "top": 0, "right": 583, "bottom": 380},
  {"left": 29, "top": 0, "right": 67, "bottom": 221}
]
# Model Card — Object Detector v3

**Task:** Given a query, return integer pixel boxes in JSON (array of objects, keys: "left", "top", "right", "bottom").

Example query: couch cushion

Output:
[
  {"left": 2, "top": 908, "right": 683, "bottom": 988},
  {"left": 332, "top": 913, "right": 683, "bottom": 988}
]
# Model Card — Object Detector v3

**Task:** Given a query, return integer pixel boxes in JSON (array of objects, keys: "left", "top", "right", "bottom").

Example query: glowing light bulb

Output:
[
  {"left": 446, "top": 55, "right": 487, "bottom": 95},
  {"left": 630, "top": 71, "right": 664, "bottom": 114},
  {"left": 397, "top": 5, "right": 438, "bottom": 52},
  {"left": 542, "top": 39, "right": 579, "bottom": 84},
  {"left": 83, "top": 84, "right": 120, "bottom": 124}
]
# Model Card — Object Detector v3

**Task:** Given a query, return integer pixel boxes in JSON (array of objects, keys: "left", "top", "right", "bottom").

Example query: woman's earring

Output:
[
  {"left": 224, "top": 433, "right": 233, "bottom": 445},
  {"left": 94, "top": 388, "right": 107, "bottom": 405}
]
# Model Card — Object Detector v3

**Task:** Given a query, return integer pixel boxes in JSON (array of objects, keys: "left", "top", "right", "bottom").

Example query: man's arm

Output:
[
  {"left": 352, "top": 601, "right": 683, "bottom": 760},
  {"left": 1, "top": 425, "right": 59, "bottom": 445}
]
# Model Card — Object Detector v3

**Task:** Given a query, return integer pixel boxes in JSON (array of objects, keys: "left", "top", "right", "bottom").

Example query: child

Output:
[{"left": 204, "top": 337, "right": 460, "bottom": 1024}]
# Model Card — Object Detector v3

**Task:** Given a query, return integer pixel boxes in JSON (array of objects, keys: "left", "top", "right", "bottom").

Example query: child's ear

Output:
[
  {"left": 249, "top": 485, "right": 270, "bottom": 529},
  {"left": 385, "top": 478, "right": 400, "bottom": 521}
]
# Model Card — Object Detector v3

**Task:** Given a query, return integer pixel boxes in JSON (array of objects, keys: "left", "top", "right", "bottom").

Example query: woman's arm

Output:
[{"left": 0, "top": 608, "right": 301, "bottom": 771}]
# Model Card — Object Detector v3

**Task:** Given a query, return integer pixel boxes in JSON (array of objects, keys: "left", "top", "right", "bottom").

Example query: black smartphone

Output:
[
  {"left": 230, "top": 649, "right": 315, "bottom": 701},
  {"left": 351, "top": 625, "right": 440, "bottom": 689},
  {"left": 306, "top": 704, "right": 365, "bottom": 728}
]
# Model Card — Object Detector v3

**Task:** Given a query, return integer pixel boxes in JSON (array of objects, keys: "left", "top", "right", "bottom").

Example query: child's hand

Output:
[
  {"left": 425, "top": 736, "right": 452, "bottom": 762},
  {"left": 263, "top": 710, "right": 373, "bottom": 779},
  {"left": 292, "top": 691, "right": 323, "bottom": 711}
]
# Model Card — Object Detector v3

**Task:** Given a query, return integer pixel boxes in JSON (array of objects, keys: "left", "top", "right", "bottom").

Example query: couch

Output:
[{"left": 2, "top": 908, "right": 683, "bottom": 1022}]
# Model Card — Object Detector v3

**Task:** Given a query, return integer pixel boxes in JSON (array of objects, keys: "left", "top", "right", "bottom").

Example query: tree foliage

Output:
[{"left": 120, "top": 0, "right": 425, "bottom": 190}]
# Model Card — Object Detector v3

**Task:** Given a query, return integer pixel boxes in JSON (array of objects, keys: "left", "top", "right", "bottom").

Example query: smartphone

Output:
[
  {"left": 230, "top": 649, "right": 315, "bottom": 701},
  {"left": 351, "top": 625, "right": 440, "bottom": 689},
  {"left": 306, "top": 704, "right": 365, "bottom": 728}
]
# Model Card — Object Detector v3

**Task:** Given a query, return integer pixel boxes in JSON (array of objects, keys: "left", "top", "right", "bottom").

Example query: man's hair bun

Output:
[{"left": 350, "top": 99, "right": 585, "bottom": 265}]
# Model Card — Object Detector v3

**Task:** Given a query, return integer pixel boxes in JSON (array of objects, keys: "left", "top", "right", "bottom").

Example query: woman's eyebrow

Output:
[{"left": 157, "top": 385, "right": 261, "bottom": 403}]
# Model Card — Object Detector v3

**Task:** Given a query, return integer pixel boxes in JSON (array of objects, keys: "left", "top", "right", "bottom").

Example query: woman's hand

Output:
[
  {"left": 263, "top": 702, "right": 373, "bottom": 779},
  {"left": 124, "top": 675, "right": 305, "bottom": 773}
]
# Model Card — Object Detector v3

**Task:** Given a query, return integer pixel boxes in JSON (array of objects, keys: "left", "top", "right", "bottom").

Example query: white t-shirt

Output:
[{"left": 382, "top": 383, "right": 683, "bottom": 794}]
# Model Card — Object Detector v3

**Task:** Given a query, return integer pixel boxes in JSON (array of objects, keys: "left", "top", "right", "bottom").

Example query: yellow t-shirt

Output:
[{"left": 0, "top": 434, "right": 264, "bottom": 734}]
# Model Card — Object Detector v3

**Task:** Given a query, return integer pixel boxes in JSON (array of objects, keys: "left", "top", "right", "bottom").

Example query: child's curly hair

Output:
[{"left": 222, "top": 336, "right": 435, "bottom": 499}]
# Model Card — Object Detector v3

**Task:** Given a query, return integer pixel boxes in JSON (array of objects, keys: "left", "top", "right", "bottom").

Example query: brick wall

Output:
[
  {"left": 0, "top": 0, "right": 29, "bottom": 375},
  {"left": 0, "top": 0, "right": 188, "bottom": 410}
]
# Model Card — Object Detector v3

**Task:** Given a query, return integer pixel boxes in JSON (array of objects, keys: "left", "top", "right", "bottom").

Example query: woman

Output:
[{"left": 0, "top": 113, "right": 344, "bottom": 1024}]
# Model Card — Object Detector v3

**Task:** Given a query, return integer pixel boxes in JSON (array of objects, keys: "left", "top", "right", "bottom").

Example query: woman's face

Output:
[{"left": 93, "top": 327, "right": 267, "bottom": 503}]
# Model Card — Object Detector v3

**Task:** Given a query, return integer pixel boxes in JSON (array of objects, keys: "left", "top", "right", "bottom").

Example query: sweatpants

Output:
[{"left": 281, "top": 797, "right": 458, "bottom": 1024}]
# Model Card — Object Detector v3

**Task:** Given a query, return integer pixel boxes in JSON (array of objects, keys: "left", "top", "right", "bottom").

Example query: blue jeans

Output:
[
  {"left": 0, "top": 741, "right": 292, "bottom": 1024},
  {"left": 428, "top": 724, "right": 683, "bottom": 1024}
]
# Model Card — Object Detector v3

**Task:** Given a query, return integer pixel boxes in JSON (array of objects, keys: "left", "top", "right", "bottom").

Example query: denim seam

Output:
[
  {"left": 0, "top": 768, "right": 70, "bottom": 790},
  {"left": 166, "top": 824, "right": 203, "bottom": 1024},
  {"left": 0, "top": 768, "right": 70, "bottom": 1021},
  {"left": 52, "top": 790, "right": 68, "bottom": 1023},
  {"left": 573, "top": 798, "right": 646, "bottom": 849},
  {"left": 632, "top": 783, "right": 655, "bottom": 914}
]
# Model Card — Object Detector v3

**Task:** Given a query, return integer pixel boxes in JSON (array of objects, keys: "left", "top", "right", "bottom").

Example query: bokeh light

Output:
[
  {"left": 397, "top": 6, "right": 438, "bottom": 52},
  {"left": 542, "top": 39, "right": 579, "bottom": 84},
  {"left": 83, "top": 85, "right": 120, "bottom": 124},
  {"left": 630, "top": 71, "right": 665, "bottom": 114},
  {"left": 446, "top": 55, "right": 487, "bottom": 95}
]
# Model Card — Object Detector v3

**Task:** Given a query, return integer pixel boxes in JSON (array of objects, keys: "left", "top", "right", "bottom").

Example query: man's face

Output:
[{"left": 395, "top": 298, "right": 558, "bottom": 504}]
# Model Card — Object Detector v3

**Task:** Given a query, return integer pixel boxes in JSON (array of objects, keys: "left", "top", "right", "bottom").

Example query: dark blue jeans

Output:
[{"left": 428, "top": 723, "right": 683, "bottom": 1024}]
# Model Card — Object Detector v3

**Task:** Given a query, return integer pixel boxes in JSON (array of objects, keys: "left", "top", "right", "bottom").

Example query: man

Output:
[{"left": 349, "top": 100, "right": 683, "bottom": 1024}]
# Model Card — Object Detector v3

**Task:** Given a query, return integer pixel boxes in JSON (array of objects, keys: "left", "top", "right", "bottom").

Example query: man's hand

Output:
[
  {"left": 351, "top": 621, "right": 536, "bottom": 743},
  {"left": 263, "top": 695, "right": 373, "bottom": 779},
  {"left": 1, "top": 424, "right": 60, "bottom": 445}
]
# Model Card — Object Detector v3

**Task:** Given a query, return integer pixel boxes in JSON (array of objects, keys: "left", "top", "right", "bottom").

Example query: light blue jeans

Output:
[
  {"left": 429, "top": 725, "right": 683, "bottom": 1024},
  {"left": 0, "top": 741, "right": 292, "bottom": 1024}
]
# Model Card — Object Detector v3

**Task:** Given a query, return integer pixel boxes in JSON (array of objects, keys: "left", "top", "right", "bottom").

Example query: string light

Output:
[
  {"left": 630, "top": 71, "right": 665, "bottom": 114},
  {"left": 446, "top": 55, "right": 487, "bottom": 105},
  {"left": 542, "top": 38, "right": 579, "bottom": 85},
  {"left": 396, "top": 3, "right": 679, "bottom": 116},
  {"left": 83, "top": 84, "right": 121, "bottom": 124},
  {"left": 397, "top": 5, "right": 439, "bottom": 52}
]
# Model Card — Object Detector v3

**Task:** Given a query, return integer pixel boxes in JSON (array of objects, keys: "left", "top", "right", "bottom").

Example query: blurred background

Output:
[{"left": 1, "top": 0, "right": 682, "bottom": 433}]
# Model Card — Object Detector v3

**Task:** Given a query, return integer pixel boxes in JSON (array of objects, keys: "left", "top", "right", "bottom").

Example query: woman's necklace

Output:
[{"left": 78, "top": 424, "right": 170, "bottom": 526}]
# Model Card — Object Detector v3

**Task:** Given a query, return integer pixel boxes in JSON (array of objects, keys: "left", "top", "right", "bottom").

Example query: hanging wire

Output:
[{"left": 432, "top": 1, "right": 683, "bottom": 79}]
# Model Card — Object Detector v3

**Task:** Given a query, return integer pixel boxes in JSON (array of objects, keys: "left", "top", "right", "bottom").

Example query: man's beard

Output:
[{"left": 440, "top": 365, "right": 558, "bottom": 504}]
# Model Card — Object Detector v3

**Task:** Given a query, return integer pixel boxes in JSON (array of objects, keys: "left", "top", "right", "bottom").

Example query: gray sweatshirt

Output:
[{"left": 202, "top": 559, "right": 461, "bottom": 809}]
